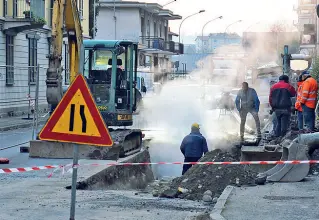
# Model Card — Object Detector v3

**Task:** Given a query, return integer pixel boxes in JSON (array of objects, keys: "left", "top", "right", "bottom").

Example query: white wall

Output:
[
  {"left": 96, "top": 7, "right": 141, "bottom": 42},
  {"left": 0, "top": 29, "right": 50, "bottom": 115}
]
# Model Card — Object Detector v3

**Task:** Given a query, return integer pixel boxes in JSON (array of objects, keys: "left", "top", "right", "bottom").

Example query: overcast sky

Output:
[{"left": 132, "top": 0, "right": 298, "bottom": 43}]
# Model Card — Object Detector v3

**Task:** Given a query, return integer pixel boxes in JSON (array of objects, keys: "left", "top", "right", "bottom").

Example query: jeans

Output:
[
  {"left": 275, "top": 109, "right": 290, "bottom": 137},
  {"left": 50, "top": 104, "right": 57, "bottom": 115},
  {"left": 272, "top": 112, "right": 278, "bottom": 135},
  {"left": 182, "top": 157, "right": 201, "bottom": 175},
  {"left": 239, "top": 109, "right": 261, "bottom": 138},
  {"left": 302, "top": 104, "right": 315, "bottom": 131},
  {"left": 297, "top": 111, "right": 303, "bottom": 130}
]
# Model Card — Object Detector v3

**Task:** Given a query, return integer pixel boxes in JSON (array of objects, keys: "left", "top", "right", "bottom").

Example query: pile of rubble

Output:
[{"left": 151, "top": 147, "right": 258, "bottom": 202}]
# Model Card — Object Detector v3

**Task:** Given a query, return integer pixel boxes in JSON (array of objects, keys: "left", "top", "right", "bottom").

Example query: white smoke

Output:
[{"left": 134, "top": 50, "right": 245, "bottom": 178}]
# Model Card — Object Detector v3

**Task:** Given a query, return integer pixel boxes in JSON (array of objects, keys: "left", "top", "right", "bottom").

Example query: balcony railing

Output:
[
  {"left": 300, "top": 0, "right": 316, "bottom": 5},
  {"left": 3, "top": 0, "right": 45, "bottom": 21},
  {"left": 140, "top": 36, "right": 184, "bottom": 54},
  {"left": 140, "top": 36, "right": 166, "bottom": 50},
  {"left": 165, "top": 41, "right": 184, "bottom": 54}
]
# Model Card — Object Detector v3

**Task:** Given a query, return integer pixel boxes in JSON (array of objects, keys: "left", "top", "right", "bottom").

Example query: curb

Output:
[
  {"left": 209, "top": 186, "right": 234, "bottom": 220},
  {"left": 184, "top": 186, "right": 234, "bottom": 220},
  {"left": 0, "top": 120, "right": 47, "bottom": 132}
]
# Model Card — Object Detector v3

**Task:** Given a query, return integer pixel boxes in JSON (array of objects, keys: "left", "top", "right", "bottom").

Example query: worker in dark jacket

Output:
[
  {"left": 269, "top": 75, "right": 296, "bottom": 137},
  {"left": 235, "top": 82, "right": 261, "bottom": 142},
  {"left": 180, "top": 123, "right": 208, "bottom": 175}
]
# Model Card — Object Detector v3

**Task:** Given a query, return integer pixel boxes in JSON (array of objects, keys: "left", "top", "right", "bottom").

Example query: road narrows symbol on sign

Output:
[
  {"left": 38, "top": 74, "right": 113, "bottom": 146},
  {"left": 69, "top": 104, "right": 75, "bottom": 132},
  {"left": 68, "top": 104, "right": 87, "bottom": 133},
  {"left": 80, "top": 105, "right": 87, "bottom": 133}
]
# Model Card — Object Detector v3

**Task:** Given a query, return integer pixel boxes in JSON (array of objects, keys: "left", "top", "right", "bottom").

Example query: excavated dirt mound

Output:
[
  {"left": 158, "top": 147, "right": 258, "bottom": 201},
  {"left": 309, "top": 149, "right": 319, "bottom": 175}
]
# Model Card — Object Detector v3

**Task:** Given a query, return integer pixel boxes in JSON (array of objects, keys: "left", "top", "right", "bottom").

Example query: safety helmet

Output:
[{"left": 191, "top": 123, "right": 200, "bottom": 129}]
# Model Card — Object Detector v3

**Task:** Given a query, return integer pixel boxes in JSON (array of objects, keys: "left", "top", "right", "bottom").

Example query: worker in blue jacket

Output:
[
  {"left": 180, "top": 123, "right": 208, "bottom": 175},
  {"left": 235, "top": 82, "right": 261, "bottom": 143}
]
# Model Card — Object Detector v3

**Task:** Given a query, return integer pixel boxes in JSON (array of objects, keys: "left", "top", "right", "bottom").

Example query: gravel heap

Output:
[{"left": 157, "top": 147, "right": 258, "bottom": 201}]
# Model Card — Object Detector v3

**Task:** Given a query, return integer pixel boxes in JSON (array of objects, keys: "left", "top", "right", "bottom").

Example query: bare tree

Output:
[
  {"left": 269, "top": 20, "right": 295, "bottom": 33},
  {"left": 269, "top": 22, "right": 287, "bottom": 33}
]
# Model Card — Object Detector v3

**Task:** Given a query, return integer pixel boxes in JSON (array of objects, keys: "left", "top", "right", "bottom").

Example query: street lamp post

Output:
[
  {"left": 179, "top": 10, "right": 205, "bottom": 43},
  {"left": 224, "top": 20, "right": 242, "bottom": 44},
  {"left": 163, "top": 0, "right": 177, "bottom": 7},
  {"left": 244, "top": 21, "right": 261, "bottom": 33},
  {"left": 201, "top": 16, "right": 223, "bottom": 53}
]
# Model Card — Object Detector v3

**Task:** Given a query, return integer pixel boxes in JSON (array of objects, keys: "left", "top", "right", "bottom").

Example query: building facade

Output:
[
  {"left": 0, "top": 0, "right": 90, "bottom": 117},
  {"left": 294, "top": 0, "right": 317, "bottom": 56},
  {"left": 195, "top": 33, "right": 241, "bottom": 53},
  {"left": 96, "top": 0, "right": 183, "bottom": 86}
]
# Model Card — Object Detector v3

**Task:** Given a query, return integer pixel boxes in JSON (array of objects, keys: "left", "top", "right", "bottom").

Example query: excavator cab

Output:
[{"left": 83, "top": 40, "right": 138, "bottom": 127}]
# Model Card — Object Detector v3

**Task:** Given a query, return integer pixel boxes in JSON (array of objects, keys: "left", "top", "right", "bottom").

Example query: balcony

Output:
[
  {"left": 2, "top": 0, "right": 46, "bottom": 34},
  {"left": 165, "top": 41, "right": 184, "bottom": 54},
  {"left": 299, "top": 0, "right": 316, "bottom": 6},
  {"left": 140, "top": 36, "right": 184, "bottom": 55}
]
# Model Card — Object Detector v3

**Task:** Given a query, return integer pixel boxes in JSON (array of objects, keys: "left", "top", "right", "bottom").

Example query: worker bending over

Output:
[
  {"left": 295, "top": 75, "right": 305, "bottom": 130},
  {"left": 300, "top": 71, "right": 318, "bottom": 131},
  {"left": 180, "top": 123, "right": 208, "bottom": 175},
  {"left": 235, "top": 82, "right": 261, "bottom": 143},
  {"left": 269, "top": 75, "right": 296, "bottom": 137}
]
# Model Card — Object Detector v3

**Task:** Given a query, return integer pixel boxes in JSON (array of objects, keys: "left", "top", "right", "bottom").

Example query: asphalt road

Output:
[{"left": 0, "top": 126, "right": 72, "bottom": 169}]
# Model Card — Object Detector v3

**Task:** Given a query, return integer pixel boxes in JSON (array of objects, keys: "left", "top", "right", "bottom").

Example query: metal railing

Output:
[
  {"left": 140, "top": 36, "right": 166, "bottom": 50},
  {"left": 3, "top": 0, "right": 45, "bottom": 20},
  {"left": 0, "top": 65, "right": 49, "bottom": 139},
  {"left": 139, "top": 36, "right": 184, "bottom": 54}
]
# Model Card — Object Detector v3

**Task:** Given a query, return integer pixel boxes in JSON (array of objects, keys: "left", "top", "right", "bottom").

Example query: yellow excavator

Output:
[{"left": 31, "top": 0, "right": 143, "bottom": 160}]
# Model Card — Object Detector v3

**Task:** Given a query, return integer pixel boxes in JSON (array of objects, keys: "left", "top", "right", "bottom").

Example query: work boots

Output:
[{"left": 256, "top": 134, "right": 262, "bottom": 145}]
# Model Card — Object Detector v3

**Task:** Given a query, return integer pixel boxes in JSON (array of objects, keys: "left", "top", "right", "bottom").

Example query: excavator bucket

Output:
[{"left": 257, "top": 140, "right": 309, "bottom": 182}]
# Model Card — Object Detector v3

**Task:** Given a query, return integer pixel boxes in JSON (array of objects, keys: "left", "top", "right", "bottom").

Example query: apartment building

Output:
[
  {"left": 0, "top": 0, "right": 90, "bottom": 117},
  {"left": 294, "top": 0, "right": 317, "bottom": 56},
  {"left": 96, "top": 0, "right": 183, "bottom": 85},
  {"left": 195, "top": 33, "right": 241, "bottom": 53}
]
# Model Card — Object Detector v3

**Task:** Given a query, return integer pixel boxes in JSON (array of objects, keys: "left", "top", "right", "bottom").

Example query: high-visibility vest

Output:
[
  {"left": 301, "top": 77, "right": 318, "bottom": 109},
  {"left": 295, "top": 82, "right": 303, "bottom": 112}
]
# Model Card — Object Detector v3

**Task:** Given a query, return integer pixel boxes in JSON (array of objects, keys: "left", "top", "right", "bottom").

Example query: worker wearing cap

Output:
[
  {"left": 269, "top": 75, "right": 296, "bottom": 137},
  {"left": 180, "top": 123, "right": 208, "bottom": 175},
  {"left": 300, "top": 70, "right": 318, "bottom": 131},
  {"left": 295, "top": 75, "right": 305, "bottom": 130},
  {"left": 235, "top": 82, "right": 261, "bottom": 142}
]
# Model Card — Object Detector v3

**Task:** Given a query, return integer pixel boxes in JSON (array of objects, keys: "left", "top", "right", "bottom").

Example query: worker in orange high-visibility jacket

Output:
[
  {"left": 300, "top": 71, "right": 318, "bottom": 131},
  {"left": 295, "top": 75, "right": 304, "bottom": 130}
]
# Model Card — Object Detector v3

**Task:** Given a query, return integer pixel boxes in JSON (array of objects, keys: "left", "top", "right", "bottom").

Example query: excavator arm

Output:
[{"left": 46, "top": 0, "right": 83, "bottom": 105}]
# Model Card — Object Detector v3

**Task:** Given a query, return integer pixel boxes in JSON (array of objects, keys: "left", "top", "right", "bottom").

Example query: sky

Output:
[{"left": 131, "top": 0, "right": 299, "bottom": 44}]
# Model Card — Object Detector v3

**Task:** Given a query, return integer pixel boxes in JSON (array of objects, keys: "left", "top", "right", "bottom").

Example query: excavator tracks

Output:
[{"left": 107, "top": 128, "right": 143, "bottom": 160}]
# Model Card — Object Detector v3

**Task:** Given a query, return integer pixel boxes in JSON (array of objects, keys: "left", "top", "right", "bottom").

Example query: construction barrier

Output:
[{"left": 1, "top": 160, "right": 319, "bottom": 175}]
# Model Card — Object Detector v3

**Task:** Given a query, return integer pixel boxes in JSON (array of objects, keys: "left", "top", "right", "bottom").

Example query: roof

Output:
[
  {"left": 195, "top": 36, "right": 209, "bottom": 41},
  {"left": 83, "top": 39, "right": 137, "bottom": 48},
  {"left": 169, "top": 31, "right": 179, "bottom": 36},
  {"left": 99, "top": 0, "right": 182, "bottom": 20}
]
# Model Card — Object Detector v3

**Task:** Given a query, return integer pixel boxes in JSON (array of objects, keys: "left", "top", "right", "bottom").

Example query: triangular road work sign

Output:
[{"left": 39, "top": 74, "right": 113, "bottom": 146}]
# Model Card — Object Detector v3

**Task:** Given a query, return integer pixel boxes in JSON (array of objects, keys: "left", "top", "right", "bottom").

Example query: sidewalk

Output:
[
  {"left": 0, "top": 114, "right": 49, "bottom": 132},
  {"left": 221, "top": 176, "right": 319, "bottom": 220}
]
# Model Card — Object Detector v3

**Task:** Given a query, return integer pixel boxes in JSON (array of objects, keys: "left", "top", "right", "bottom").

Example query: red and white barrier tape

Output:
[
  {"left": 0, "top": 165, "right": 59, "bottom": 174},
  {"left": 1, "top": 160, "right": 319, "bottom": 175}
]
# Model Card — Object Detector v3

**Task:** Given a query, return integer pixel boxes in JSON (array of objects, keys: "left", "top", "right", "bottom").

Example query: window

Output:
[
  {"left": 48, "top": 37, "right": 52, "bottom": 57},
  {"left": 154, "top": 22, "right": 157, "bottom": 37},
  {"left": 28, "top": 38, "right": 37, "bottom": 84},
  {"left": 3, "top": 0, "right": 7, "bottom": 17},
  {"left": 64, "top": 43, "right": 70, "bottom": 85},
  {"left": 77, "top": 0, "right": 84, "bottom": 19},
  {"left": 6, "top": 35, "right": 14, "bottom": 85}
]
